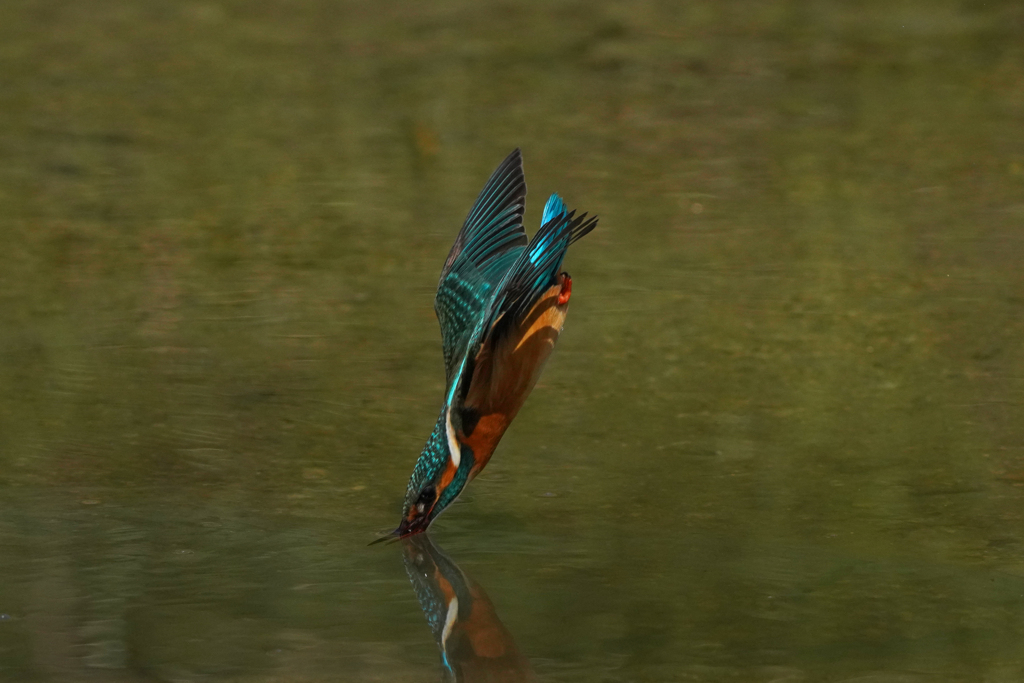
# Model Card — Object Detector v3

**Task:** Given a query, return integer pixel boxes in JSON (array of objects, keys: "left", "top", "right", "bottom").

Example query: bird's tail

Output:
[
  {"left": 495, "top": 193, "right": 597, "bottom": 325},
  {"left": 541, "top": 193, "right": 597, "bottom": 246}
]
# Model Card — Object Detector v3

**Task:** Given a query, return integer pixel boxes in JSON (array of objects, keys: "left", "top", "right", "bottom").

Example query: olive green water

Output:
[{"left": 2, "top": 1, "right": 1024, "bottom": 681}]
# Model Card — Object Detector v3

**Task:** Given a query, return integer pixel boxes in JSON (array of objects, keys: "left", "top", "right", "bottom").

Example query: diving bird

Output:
[{"left": 385, "top": 149, "right": 597, "bottom": 539}]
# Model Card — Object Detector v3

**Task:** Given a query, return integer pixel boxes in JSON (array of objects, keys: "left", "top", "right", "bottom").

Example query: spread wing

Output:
[
  {"left": 441, "top": 196, "right": 595, "bottom": 425},
  {"left": 435, "top": 149, "right": 527, "bottom": 388}
]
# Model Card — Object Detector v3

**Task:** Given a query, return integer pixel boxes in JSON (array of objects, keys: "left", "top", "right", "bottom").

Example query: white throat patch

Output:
[{"left": 445, "top": 407, "right": 461, "bottom": 468}]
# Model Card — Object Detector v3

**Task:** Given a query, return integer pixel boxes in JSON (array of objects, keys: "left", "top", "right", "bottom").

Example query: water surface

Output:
[{"left": 2, "top": 1, "right": 1024, "bottom": 680}]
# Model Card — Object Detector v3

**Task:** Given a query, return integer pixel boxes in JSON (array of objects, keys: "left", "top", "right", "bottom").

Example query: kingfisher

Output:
[
  {"left": 382, "top": 148, "right": 597, "bottom": 539},
  {"left": 402, "top": 533, "right": 535, "bottom": 681}
]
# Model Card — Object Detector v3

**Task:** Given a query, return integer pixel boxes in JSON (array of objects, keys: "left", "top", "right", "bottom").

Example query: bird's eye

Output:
[{"left": 416, "top": 486, "right": 436, "bottom": 509}]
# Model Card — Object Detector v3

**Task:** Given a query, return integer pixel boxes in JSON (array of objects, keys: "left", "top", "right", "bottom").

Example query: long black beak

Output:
[
  {"left": 369, "top": 515, "right": 429, "bottom": 546},
  {"left": 368, "top": 530, "right": 400, "bottom": 546}
]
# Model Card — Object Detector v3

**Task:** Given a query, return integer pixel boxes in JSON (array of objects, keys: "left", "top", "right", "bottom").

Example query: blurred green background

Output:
[{"left": 1, "top": 0, "right": 1024, "bottom": 680}]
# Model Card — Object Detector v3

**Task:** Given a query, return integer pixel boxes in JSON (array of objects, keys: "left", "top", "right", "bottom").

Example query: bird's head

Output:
[
  {"left": 396, "top": 483, "right": 440, "bottom": 537},
  {"left": 382, "top": 458, "right": 472, "bottom": 541},
  {"left": 370, "top": 418, "right": 475, "bottom": 545},
  {"left": 371, "top": 486, "right": 438, "bottom": 544}
]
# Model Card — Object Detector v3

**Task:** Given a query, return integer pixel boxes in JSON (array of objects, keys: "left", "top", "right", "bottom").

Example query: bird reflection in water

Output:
[{"left": 402, "top": 534, "right": 536, "bottom": 682}]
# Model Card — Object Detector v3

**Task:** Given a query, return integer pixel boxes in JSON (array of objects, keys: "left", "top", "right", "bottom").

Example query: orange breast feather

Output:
[{"left": 460, "top": 278, "right": 569, "bottom": 476}]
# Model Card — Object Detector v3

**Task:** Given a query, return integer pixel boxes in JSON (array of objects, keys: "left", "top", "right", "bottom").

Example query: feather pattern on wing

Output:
[{"left": 435, "top": 149, "right": 527, "bottom": 387}]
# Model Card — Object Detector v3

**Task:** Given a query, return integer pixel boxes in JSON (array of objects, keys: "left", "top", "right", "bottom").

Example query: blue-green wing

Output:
[
  {"left": 439, "top": 149, "right": 527, "bottom": 285},
  {"left": 435, "top": 149, "right": 527, "bottom": 387}
]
